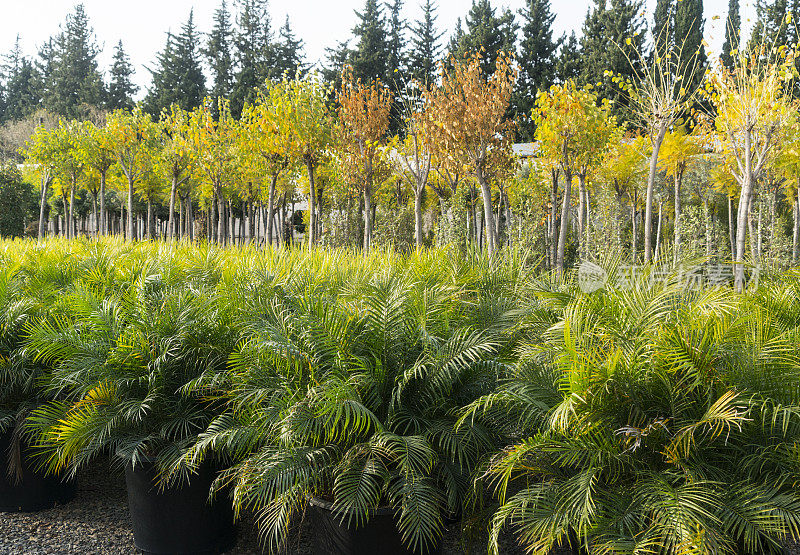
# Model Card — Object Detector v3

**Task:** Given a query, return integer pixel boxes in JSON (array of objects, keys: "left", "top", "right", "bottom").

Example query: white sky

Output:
[{"left": 1, "top": 0, "right": 757, "bottom": 99}]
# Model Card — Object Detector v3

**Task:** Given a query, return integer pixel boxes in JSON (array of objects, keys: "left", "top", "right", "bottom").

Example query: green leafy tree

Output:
[
  {"left": 274, "top": 16, "right": 306, "bottom": 77},
  {"left": 555, "top": 32, "right": 581, "bottom": 83},
  {"left": 0, "top": 165, "right": 35, "bottom": 237},
  {"left": 2, "top": 37, "right": 42, "bottom": 123}
]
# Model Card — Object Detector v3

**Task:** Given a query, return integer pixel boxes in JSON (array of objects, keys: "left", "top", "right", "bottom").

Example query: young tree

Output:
[
  {"left": 188, "top": 98, "right": 240, "bottom": 244},
  {"left": 427, "top": 53, "right": 517, "bottom": 255},
  {"left": 658, "top": 125, "right": 703, "bottom": 263},
  {"left": 106, "top": 107, "right": 159, "bottom": 240},
  {"left": 535, "top": 81, "right": 613, "bottom": 273},
  {"left": 337, "top": 69, "right": 393, "bottom": 251},
  {"left": 107, "top": 41, "right": 138, "bottom": 111},
  {"left": 24, "top": 124, "right": 60, "bottom": 238},
  {"left": 280, "top": 74, "right": 332, "bottom": 247},
  {"left": 158, "top": 105, "right": 196, "bottom": 240},
  {"left": 708, "top": 47, "right": 796, "bottom": 289},
  {"left": 81, "top": 121, "right": 118, "bottom": 235}
]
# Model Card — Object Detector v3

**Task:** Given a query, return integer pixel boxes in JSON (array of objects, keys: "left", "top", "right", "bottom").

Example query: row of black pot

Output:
[{"left": 0, "top": 430, "right": 439, "bottom": 555}]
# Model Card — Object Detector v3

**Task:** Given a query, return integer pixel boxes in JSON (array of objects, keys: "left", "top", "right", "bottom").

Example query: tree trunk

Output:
[
  {"left": 127, "top": 177, "right": 135, "bottom": 241},
  {"left": 168, "top": 176, "right": 178, "bottom": 240},
  {"left": 146, "top": 198, "right": 153, "bottom": 240},
  {"left": 704, "top": 199, "right": 712, "bottom": 259},
  {"left": 306, "top": 160, "right": 316, "bottom": 247},
  {"left": 267, "top": 175, "right": 277, "bottom": 246},
  {"left": 363, "top": 181, "right": 373, "bottom": 252},
  {"left": 673, "top": 171, "right": 683, "bottom": 267},
  {"left": 476, "top": 167, "right": 496, "bottom": 255},
  {"left": 645, "top": 124, "right": 668, "bottom": 263},
  {"left": 578, "top": 174, "right": 586, "bottom": 259},
  {"left": 99, "top": 171, "right": 106, "bottom": 236},
  {"left": 794, "top": 194, "right": 800, "bottom": 265},
  {"left": 216, "top": 189, "right": 226, "bottom": 244},
  {"left": 550, "top": 169, "right": 559, "bottom": 269},
  {"left": 631, "top": 200, "right": 638, "bottom": 264},
  {"left": 556, "top": 170, "right": 573, "bottom": 275},
  {"left": 655, "top": 200, "right": 663, "bottom": 262},
  {"left": 69, "top": 183, "right": 76, "bottom": 239},
  {"left": 414, "top": 186, "right": 423, "bottom": 249},
  {"left": 38, "top": 175, "right": 49, "bottom": 239},
  {"left": 728, "top": 195, "right": 736, "bottom": 261}
]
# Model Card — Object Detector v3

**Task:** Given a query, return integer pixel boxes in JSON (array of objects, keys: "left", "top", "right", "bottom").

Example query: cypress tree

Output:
[
  {"left": 274, "top": 16, "right": 306, "bottom": 77},
  {"left": 721, "top": 0, "right": 740, "bottom": 69},
  {"left": 107, "top": 41, "right": 137, "bottom": 111},
  {"left": 323, "top": 40, "right": 353, "bottom": 90},
  {"left": 408, "top": 0, "right": 443, "bottom": 85},
  {"left": 352, "top": 0, "right": 389, "bottom": 82},
  {"left": 580, "top": 0, "right": 645, "bottom": 123},
  {"left": 653, "top": 0, "right": 674, "bottom": 61},
  {"left": 514, "top": 0, "right": 560, "bottom": 141},
  {"left": 674, "top": 0, "right": 708, "bottom": 117},
  {"left": 205, "top": 0, "right": 235, "bottom": 115},
  {"left": 44, "top": 4, "right": 106, "bottom": 117}
]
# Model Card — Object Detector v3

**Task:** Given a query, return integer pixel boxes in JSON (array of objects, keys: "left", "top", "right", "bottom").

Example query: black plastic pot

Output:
[
  {"left": 124, "top": 459, "right": 236, "bottom": 555},
  {"left": 309, "top": 497, "right": 442, "bottom": 555},
  {"left": 0, "top": 427, "right": 76, "bottom": 512}
]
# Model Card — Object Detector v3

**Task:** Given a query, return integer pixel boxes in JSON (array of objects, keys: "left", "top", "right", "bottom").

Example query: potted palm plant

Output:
[
  {"left": 0, "top": 263, "right": 76, "bottom": 512},
  {"left": 469, "top": 265, "right": 800, "bottom": 554},
  {"left": 26, "top": 268, "right": 239, "bottom": 554},
  {"left": 187, "top": 263, "right": 513, "bottom": 554}
]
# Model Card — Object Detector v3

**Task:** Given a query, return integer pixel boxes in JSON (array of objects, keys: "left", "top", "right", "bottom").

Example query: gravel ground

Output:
[{"left": 2, "top": 462, "right": 792, "bottom": 554}]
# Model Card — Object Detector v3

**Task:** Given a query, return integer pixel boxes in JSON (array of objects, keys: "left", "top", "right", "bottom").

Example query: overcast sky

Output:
[{"left": 1, "top": 0, "right": 757, "bottom": 98}]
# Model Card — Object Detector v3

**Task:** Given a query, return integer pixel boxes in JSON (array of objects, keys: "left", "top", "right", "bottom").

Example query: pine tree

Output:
[
  {"left": 205, "top": 0, "right": 235, "bottom": 115},
  {"left": 274, "top": 16, "right": 306, "bottom": 77},
  {"left": 514, "top": 0, "right": 561, "bottom": 141},
  {"left": 144, "top": 10, "right": 206, "bottom": 117},
  {"left": 43, "top": 4, "right": 106, "bottom": 117},
  {"left": 408, "top": 0, "right": 443, "bottom": 85},
  {"left": 231, "top": 0, "right": 272, "bottom": 118},
  {"left": 452, "top": 0, "right": 517, "bottom": 75},
  {"left": 555, "top": 32, "right": 582, "bottom": 83},
  {"left": 447, "top": 18, "right": 465, "bottom": 60},
  {"left": 653, "top": 0, "right": 674, "bottom": 61},
  {"left": 107, "top": 41, "right": 137, "bottom": 111},
  {"left": 352, "top": 0, "right": 389, "bottom": 81},
  {"left": 580, "top": 0, "right": 645, "bottom": 123},
  {"left": 1, "top": 36, "right": 43, "bottom": 122},
  {"left": 721, "top": 0, "right": 740, "bottom": 70},
  {"left": 323, "top": 40, "right": 353, "bottom": 90}
]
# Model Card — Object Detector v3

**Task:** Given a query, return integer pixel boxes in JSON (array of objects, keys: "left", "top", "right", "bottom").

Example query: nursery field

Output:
[{"left": 1, "top": 238, "right": 800, "bottom": 555}]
